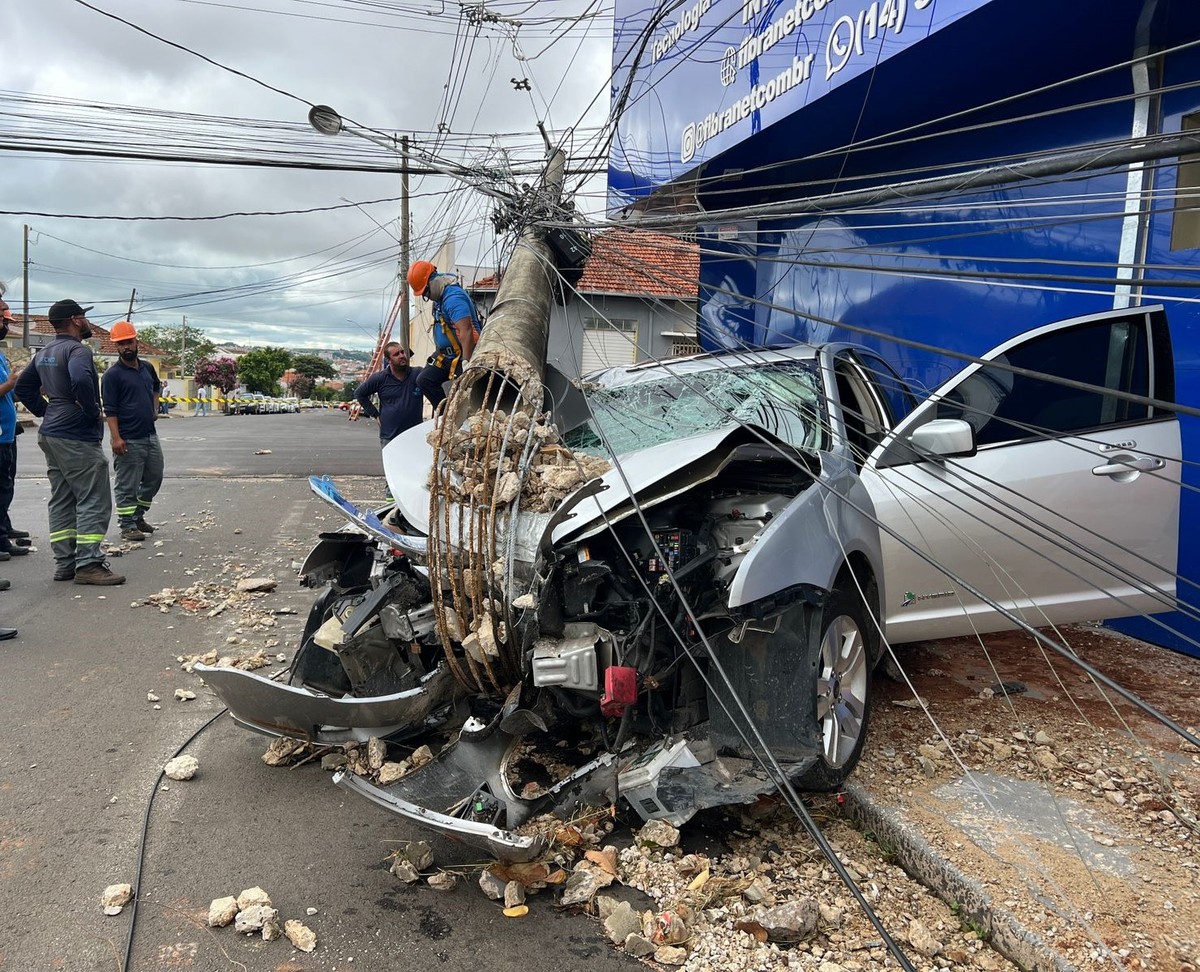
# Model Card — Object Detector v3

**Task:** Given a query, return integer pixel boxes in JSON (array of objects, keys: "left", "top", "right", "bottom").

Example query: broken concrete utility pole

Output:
[
  {"left": 450, "top": 148, "right": 567, "bottom": 424},
  {"left": 426, "top": 148, "right": 581, "bottom": 697}
]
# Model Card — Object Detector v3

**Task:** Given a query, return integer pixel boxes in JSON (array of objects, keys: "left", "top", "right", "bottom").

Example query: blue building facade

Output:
[{"left": 610, "top": 0, "right": 1200, "bottom": 654}]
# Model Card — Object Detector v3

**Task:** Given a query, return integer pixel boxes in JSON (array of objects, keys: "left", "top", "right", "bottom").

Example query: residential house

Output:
[
  {"left": 468, "top": 229, "right": 700, "bottom": 378},
  {"left": 5, "top": 317, "right": 170, "bottom": 380}
]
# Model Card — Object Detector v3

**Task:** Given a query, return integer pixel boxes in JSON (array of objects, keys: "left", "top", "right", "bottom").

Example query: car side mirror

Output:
[{"left": 907, "top": 418, "right": 976, "bottom": 459}]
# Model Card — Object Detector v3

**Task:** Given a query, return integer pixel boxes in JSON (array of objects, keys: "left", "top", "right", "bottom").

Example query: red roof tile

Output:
[{"left": 470, "top": 229, "right": 698, "bottom": 300}]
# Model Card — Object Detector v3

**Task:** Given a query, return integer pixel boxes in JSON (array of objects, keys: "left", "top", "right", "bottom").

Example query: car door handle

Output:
[{"left": 1091, "top": 455, "right": 1165, "bottom": 477}]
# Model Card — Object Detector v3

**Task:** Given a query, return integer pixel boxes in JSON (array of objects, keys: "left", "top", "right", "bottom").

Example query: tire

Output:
[{"left": 797, "top": 585, "right": 876, "bottom": 791}]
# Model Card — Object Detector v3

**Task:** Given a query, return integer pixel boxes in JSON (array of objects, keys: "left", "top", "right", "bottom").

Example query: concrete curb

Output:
[{"left": 842, "top": 781, "right": 1075, "bottom": 972}]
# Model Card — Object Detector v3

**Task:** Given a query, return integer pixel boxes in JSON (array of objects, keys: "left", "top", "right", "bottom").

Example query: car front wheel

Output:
[{"left": 798, "top": 585, "right": 875, "bottom": 790}]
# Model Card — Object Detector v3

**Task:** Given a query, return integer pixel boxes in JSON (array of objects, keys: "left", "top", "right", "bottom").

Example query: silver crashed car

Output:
[{"left": 198, "top": 304, "right": 1179, "bottom": 859}]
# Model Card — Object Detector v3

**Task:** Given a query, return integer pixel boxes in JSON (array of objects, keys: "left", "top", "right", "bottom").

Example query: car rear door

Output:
[{"left": 860, "top": 307, "right": 1181, "bottom": 644}]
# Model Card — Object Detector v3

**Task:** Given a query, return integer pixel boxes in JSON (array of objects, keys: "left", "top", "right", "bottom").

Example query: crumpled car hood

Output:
[{"left": 384, "top": 421, "right": 805, "bottom": 550}]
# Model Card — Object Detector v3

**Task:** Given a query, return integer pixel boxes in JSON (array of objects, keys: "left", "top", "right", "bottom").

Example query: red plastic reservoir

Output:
[{"left": 601, "top": 666, "right": 638, "bottom": 717}]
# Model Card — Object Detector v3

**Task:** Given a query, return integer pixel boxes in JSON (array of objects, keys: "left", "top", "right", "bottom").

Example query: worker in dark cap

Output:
[{"left": 14, "top": 299, "right": 124, "bottom": 586}]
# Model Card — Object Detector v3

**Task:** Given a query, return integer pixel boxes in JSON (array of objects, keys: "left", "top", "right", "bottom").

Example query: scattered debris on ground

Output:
[
  {"left": 205, "top": 886, "right": 317, "bottom": 952},
  {"left": 163, "top": 755, "right": 199, "bottom": 780},
  {"left": 101, "top": 883, "right": 134, "bottom": 916}
]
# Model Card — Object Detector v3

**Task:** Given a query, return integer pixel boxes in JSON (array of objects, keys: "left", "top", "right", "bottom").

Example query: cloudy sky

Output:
[{"left": 1, "top": 0, "right": 614, "bottom": 350}]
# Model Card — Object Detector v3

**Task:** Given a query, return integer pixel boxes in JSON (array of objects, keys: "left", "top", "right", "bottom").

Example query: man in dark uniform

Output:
[
  {"left": 14, "top": 299, "right": 124, "bottom": 585},
  {"left": 352, "top": 342, "right": 423, "bottom": 447},
  {"left": 101, "top": 320, "right": 164, "bottom": 542}
]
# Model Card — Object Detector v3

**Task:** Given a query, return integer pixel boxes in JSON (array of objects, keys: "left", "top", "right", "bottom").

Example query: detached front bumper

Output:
[
  {"left": 194, "top": 662, "right": 456, "bottom": 743},
  {"left": 334, "top": 769, "right": 548, "bottom": 862}
]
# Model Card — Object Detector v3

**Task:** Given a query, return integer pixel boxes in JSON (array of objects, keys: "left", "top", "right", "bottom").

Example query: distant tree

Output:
[
  {"left": 136, "top": 322, "right": 215, "bottom": 375},
  {"left": 194, "top": 357, "right": 239, "bottom": 413},
  {"left": 288, "top": 354, "right": 336, "bottom": 398},
  {"left": 341, "top": 380, "right": 360, "bottom": 402},
  {"left": 311, "top": 385, "right": 338, "bottom": 402},
  {"left": 238, "top": 347, "right": 292, "bottom": 395}
]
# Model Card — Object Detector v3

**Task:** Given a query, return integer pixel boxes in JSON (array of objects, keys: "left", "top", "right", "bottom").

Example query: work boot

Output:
[
  {"left": 0, "top": 628, "right": 16, "bottom": 641},
  {"left": 134, "top": 518, "right": 156, "bottom": 534},
  {"left": 53, "top": 565, "right": 75, "bottom": 581},
  {"left": 0, "top": 579, "right": 10, "bottom": 591},
  {"left": 73, "top": 563, "right": 126, "bottom": 586},
  {"left": 120, "top": 527, "right": 146, "bottom": 542},
  {"left": 0, "top": 551, "right": 9, "bottom": 562},
  {"left": 6, "top": 529, "right": 29, "bottom": 540},
  {"left": 0, "top": 544, "right": 28, "bottom": 557}
]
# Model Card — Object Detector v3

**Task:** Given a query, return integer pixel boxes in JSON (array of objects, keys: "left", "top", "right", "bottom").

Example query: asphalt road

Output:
[{"left": 1, "top": 412, "right": 639, "bottom": 972}]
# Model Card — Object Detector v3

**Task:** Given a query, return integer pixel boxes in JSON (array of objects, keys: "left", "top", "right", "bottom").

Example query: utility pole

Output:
[
  {"left": 181, "top": 315, "right": 188, "bottom": 376},
  {"left": 126, "top": 288, "right": 137, "bottom": 320},
  {"left": 401, "top": 135, "right": 411, "bottom": 350},
  {"left": 22, "top": 225, "right": 30, "bottom": 347}
]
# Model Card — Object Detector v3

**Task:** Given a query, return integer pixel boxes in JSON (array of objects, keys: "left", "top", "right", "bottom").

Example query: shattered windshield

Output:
[{"left": 565, "top": 360, "right": 827, "bottom": 456}]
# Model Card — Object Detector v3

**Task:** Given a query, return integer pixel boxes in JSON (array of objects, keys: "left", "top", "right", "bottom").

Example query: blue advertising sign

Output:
[{"left": 611, "top": 0, "right": 994, "bottom": 210}]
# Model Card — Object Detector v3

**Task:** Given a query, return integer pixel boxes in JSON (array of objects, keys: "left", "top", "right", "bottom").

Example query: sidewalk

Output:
[{"left": 845, "top": 625, "right": 1199, "bottom": 972}]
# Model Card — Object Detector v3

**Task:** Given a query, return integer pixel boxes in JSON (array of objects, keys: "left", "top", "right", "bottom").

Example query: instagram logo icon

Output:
[{"left": 680, "top": 123, "right": 696, "bottom": 163}]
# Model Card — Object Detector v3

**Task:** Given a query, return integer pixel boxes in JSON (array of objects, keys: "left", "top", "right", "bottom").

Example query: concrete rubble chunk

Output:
[
  {"left": 101, "top": 883, "right": 133, "bottom": 916},
  {"left": 906, "top": 918, "right": 943, "bottom": 957},
  {"left": 377, "top": 760, "right": 408, "bottom": 784},
  {"left": 624, "top": 933, "right": 656, "bottom": 957},
  {"left": 654, "top": 945, "right": 688, "bottom": 965},
  {"left": 559, "top": 862, "right": 614, "bottom": 907},
  {"left": 753, "top": 898, "right": 819, "bottom": 943},
  {"left": 261, "top": 916, "right": 283, "bottom": 941},
  {"left": 637, "top": 818, "right": 680, "bottom": 848},
  {"left": 503, "top": 880, "right": 526, "bottom": 909},
  {"left": 207, "top": 896, "right": 238, "bottom": 927},
  {"left": 603, "top": 901, "right": 642, "bottom": 945},
  {"left": 261, "top": 734, "right": 307, "bottom": 763},
  {"left": 174, "top": 689, "right": 196, "bottom": 701},
  {"left": 367, "top": 736, "right": 387, "bottom": 770},
  {"left": 321, "top": 753, "right": 349, "bottom": 771},
  {"left": 236, "top": 577, "right": 277, "bottom": 593},
  {"left": 479, "top": 870, "right": 507, "bottom": 900},
  {"left": 427, "top": 871, "right": 458, "bottom": 892},
  {"left": 163, "top": 755, "right": 199, "bottom": 781},
  {"left": 234, "top": 904, "right": 278, "bottom": 933},
  {"left": 390, "top": 859, "right": 420, "bottom": 883},
  {"left": 283, "top": 919, "right": 317, "bottom": 952},
  {"left": 404, "top": 840, "right": 435, "bottom": 871},
  {"left": 236, "top": 886, "right": 272, "bottom": 910}
]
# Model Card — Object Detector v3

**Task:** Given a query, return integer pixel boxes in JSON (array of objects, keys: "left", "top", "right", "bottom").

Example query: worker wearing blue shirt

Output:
[
  {"left": 407, "top": 260, "right": 482, "bottom": 409},
  {"left": 352, "top": 342, "right": 423, "bottom": 446}
]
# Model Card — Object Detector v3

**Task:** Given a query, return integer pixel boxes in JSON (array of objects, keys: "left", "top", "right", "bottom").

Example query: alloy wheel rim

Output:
[{"left": 815, "top": 614, "right": 869, "bottom": 767}]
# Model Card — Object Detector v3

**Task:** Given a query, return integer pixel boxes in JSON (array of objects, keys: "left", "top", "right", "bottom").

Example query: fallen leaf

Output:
[
  {"left": 585, "top": 848, "right": 618, "bottom": 877},
  {"left": 554, "top": 826, "right": 584, "bottom": 847},
  {"left": 503, "top": 905, "right": 529, "bottom": 918},
  {"left": 686, "top": 869, "right": 710, "bottom": 892},
  {"left": 734, "top": 919, "right": 768, "bottom": 942},
  {"left": 491, "top": 861, "right": 550, "bottom": 886}
]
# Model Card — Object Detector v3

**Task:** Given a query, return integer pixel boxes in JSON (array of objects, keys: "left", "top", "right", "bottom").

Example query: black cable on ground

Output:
[{"left": 121, "top": 706, "right": 227, "bottom": 972}]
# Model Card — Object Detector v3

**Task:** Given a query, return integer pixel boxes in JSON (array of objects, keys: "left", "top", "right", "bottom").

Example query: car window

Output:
[
  {"left": 853, "top": 352, "right": 917, "bottom": 427},
  {"left": 565, "top": 361, "right": 827, "bottom": 456},
  {"left": 933, "top": 313, "right": 1167, "bottom": 447}
]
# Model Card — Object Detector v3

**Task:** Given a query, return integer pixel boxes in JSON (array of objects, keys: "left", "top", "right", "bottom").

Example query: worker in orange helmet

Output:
[
  {"left": 101, "top": 320, "right": 164, "bottom": 544},
  {"left": 407, "top": 260, "right": 482, "bottom": 409}
]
